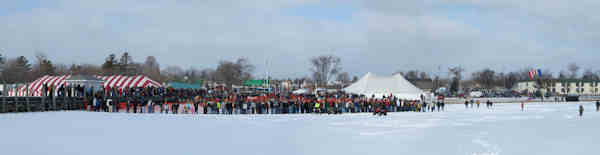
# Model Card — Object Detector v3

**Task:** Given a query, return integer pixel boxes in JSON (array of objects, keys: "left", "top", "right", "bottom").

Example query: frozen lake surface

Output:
[{"left": 1, "top": 102, "right": 598, "bottom": 155}]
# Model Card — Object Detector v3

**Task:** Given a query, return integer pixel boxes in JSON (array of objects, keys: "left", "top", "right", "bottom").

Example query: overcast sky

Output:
[{"left": 1, "top": 0, "right": 598, "bottom": 78}]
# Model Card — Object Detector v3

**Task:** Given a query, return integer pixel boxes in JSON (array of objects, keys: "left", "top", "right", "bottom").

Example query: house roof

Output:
[{"left": 519, "top": 79, "right": 600, "bottom": 83}]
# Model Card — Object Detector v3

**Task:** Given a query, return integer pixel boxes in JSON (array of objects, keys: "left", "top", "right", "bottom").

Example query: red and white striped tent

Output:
[
  {"left": 8, "top": 75, "right": 162, "bottom": 96},
  {"left": 97, "top": 75, "right": 162, "bottom": 89}
]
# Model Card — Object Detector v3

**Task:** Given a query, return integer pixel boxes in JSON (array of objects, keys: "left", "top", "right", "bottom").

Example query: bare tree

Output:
[
  {"left": 582, "top": 69, "right": 599, "bottom": 80},
  {"left": 214, "top": 58, "right": 255, "bottom": 86},
  {"left": 403, "top": 70, "right": 419, "bottom": 80},
  {"left": 448, "top": 66, "right": 464, "bottom": 93},
  {"left": 310, "top": 55, "right": 341, "bottom": 86},
  {"left": 0, "top": 53, "right": 5, "bottom": 65},
  {"left": 102, "top": 54, "right": 118, "bottom": 75},
  {"left": 558, "top": 70, "right": 568, "bottom": 80},
  {"left": 336, "top": 72, "right": 350, "bottom": 84},
  {"left": 54, "top": 63, "right": 70, "bottom": 75},
  {"left": 70, "top": 64, "right": 101, "bottom": 75},
  {"left": 162, "top": 65, "right": 185, "bottom": 82},
  {"left": 143, "top": 56, "right": 161, "bottom": 80},
  {"left": 517, "top": 68, "right": 532, "bottom": 81},
  {"left": 0, "top": 54, "right": 5, "bottom": 82},
  {"left": 504, "top": 72, "right": 520, "bottom": 89},
  {"left": 472, "top": 68, "right": 496, "bottom": 89},
  {"left": 396, "top": 70, "right": 429, "bottom": 80},
  {"left": 351, "top": 76, "right": 359, "bottom": 83},
  {"left": 34, "top": 52, "right": 46, "bottom": 69},
  {"left": 540, "top": 69, "right": 553, "bottom": 79},
  {"left": 568, "top": 62, "right": 580, "bottom": 79},
  {"left": 419, "top": 71, "right": 430, "bottom": 80},
  {"left": 200, "top": 69, "right": 217, "bottom": 82},
  {"left": 119, "top": 52, "right": 134, "bottom": 75},
  {"left": 433, "top": 75, "right": 441, "bottom": 91},
  {"left": 181, "top": 67, "right": 207, "bottom": 83}
]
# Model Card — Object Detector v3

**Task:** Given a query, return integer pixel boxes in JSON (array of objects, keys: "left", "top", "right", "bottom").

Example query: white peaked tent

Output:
[{"left": 343, "top": 72, "right": 425, "bottom": 100}]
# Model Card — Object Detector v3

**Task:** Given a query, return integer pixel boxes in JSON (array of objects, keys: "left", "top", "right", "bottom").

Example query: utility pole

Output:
[{"left": 265, "top": 58, "right": 270, "bottom": 92}]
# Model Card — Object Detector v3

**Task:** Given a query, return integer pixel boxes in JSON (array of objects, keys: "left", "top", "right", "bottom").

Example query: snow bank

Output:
[{"left": 0, "top": 102, "right": 598, "bottom": 155}]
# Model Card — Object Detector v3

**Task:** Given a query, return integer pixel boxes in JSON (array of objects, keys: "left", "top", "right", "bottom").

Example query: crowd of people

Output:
[
  {"left": 463, "top": 99, "right": 495, "bottom": 109},
  {"left": 80, "top": 86, "right": 448, "bottom": 115},
  {"left": 40, "top": 84, "right": 600, "bottom": 116}
]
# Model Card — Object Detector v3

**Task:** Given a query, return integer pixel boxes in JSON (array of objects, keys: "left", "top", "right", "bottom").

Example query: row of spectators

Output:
[{"left": 85, "top": 87, "right": 445, "bottom": 115}]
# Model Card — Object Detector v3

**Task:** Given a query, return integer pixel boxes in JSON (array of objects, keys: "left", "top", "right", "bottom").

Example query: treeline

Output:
[
  {"left": 470, "top": 63, "right": 600, "bottom": 90},
  {"left": 392, "top": 63, "right": 600, "bottom": 93},
  {"left": 0, "top": 52, "right": 254, "bottom": 87},
  {"left": 1, "top": 52, "right": 597, "bottom": 92}
]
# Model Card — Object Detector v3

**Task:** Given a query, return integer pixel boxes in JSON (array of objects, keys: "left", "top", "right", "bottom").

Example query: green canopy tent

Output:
[
  {"left": 243, "top": 80, "right": 268, "bottom": 87},
  {"left": 167, "top": 82, "right": 204, "bottom": 89}
]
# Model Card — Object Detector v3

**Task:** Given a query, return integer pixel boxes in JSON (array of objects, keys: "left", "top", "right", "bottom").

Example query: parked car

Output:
[{"left": 470, "top": 91, "right": 483, "bottom": 98}]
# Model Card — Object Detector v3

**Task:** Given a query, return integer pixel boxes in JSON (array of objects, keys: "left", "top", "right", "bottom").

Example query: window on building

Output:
[
  {"left": 582, "top": 88, "right": 585, "bottom": 93},
  {"left": 552, "top": 88, "right": 556, "bottom": 93},
  {"left": 596, "top": 88, "right": 599, "bottom": 93}
]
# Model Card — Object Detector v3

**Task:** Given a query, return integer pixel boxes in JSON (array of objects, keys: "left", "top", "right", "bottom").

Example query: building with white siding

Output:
[{"left": 515, "top": 79, "right": 600, "bottom": 95}]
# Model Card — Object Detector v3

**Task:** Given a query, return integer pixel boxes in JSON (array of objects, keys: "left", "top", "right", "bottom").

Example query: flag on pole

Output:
[{"left": 528, "top": 69, "right": 538, "bottom": 80}]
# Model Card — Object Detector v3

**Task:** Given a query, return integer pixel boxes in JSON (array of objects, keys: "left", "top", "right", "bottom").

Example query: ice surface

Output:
[{"left": 1, "top": 102, "right": 598, "bottom": 155}]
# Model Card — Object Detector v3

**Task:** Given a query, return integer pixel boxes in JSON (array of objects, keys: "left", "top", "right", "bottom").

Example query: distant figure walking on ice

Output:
[
  {"left": 521, "top": 102, "right": 525, "bottom": 111},
  {"left": 579, "top": 105, "right": 584, "bottom": 118},
  {"left": 596, "top": 100, "right": 599, "bottom": 112}
]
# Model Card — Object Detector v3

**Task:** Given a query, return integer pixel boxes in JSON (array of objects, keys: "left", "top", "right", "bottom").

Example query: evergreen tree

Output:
[
  {"left": 102, "top": 54, "right": 118, "bottom": 75},
  {"left": 119, "top": 52, "right": 133, "bottom": 75}
]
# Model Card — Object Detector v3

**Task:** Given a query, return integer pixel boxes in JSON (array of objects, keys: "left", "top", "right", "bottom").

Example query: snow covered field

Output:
[{"left": 1, "top": 102, "right": 598, "bottom": 155}]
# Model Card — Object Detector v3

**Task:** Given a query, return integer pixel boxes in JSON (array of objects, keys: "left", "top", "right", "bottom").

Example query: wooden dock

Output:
[{"left": 0, "top": 97, "right": 87, "bottom": 113}]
